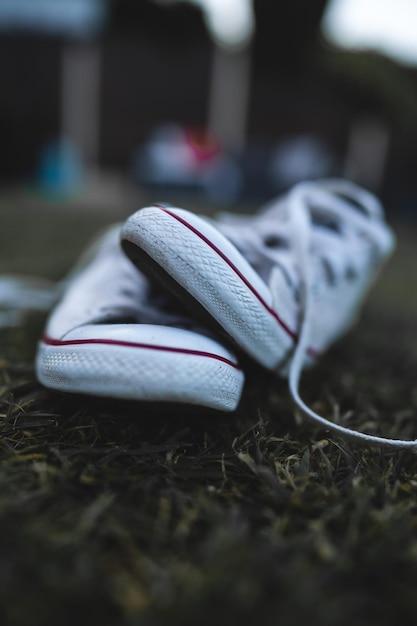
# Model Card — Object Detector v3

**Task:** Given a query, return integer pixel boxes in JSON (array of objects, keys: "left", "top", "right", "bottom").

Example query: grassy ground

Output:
[{"left": 1, "top": 194, "right": 417, "bottom": 626}]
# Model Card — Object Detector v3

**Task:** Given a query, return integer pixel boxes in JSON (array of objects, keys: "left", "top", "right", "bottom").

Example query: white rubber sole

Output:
[
  {"left": 121, "top": 206, "right": 296, "bottom": 370},
  {"left": 36, "top": 324, "right": 244, "bottom": 411}
]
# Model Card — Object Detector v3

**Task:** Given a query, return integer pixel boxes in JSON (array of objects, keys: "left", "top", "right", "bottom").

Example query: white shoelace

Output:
[
  {"left": 285, "top": 182, "right": 417, "bottom": 449},
  {"left": 0, "top": 275, "right": 61, "bottom": 327}
]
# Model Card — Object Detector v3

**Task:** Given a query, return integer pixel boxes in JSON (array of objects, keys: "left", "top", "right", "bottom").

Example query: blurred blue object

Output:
[
  {"left": 0, "top": 0, "right": 107, "bottom": 38},
  {"left": 132, "top": 124, "right": 242, "bottom": 205},
  {"left": 37, "top": 139, "right": 83, "bottom": 196}
]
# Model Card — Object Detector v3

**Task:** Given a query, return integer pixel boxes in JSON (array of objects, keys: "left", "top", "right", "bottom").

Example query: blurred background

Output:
[{"left": 1, "top": 0, "right": 417, "bottom": 216}]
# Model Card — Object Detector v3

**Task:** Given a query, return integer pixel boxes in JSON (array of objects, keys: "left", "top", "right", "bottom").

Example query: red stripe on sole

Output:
[
  {"left": 42, "top": 335, "right": 241, "bottom": 370},
  {"left": 158, "top": 206, "right": 320, "bottom": 360}
]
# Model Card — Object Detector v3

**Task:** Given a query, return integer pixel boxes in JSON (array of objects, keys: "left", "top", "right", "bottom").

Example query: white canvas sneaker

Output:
[
  {"left": 36, "top": 226, "right": 244, "bottom": 411},
  {"left": 121, "top": 180, "right": 417, "bottom": 448}
]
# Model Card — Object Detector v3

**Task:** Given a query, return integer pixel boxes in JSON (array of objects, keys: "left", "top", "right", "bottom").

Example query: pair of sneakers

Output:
[{"left": 36, "top": 179, "right": 414, "bottom": 448}]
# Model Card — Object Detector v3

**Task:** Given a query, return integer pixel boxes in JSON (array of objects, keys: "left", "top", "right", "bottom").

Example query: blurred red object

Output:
[{"left": 132, "top": 124, "right": 242, "bottom": 204}]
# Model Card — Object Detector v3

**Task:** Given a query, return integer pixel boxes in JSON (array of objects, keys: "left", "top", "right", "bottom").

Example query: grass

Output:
[{"left": 1, "top": 194, "right": 417, "bottom": 625}]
